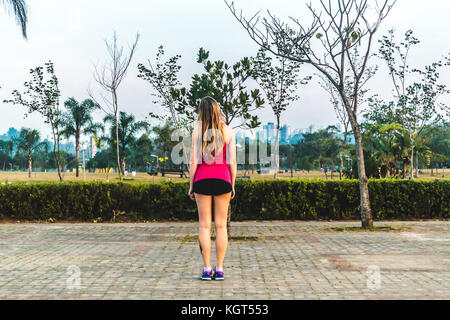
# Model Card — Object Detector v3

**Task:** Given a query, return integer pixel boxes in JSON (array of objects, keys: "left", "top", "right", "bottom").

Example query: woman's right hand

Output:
[{"left": 230, "top": 185, "right": 235, "bottom": 199}]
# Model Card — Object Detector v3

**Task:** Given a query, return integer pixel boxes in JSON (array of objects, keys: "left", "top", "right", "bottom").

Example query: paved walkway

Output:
[{"left": 0, "top": 220, "right": 448, "bottom": 299}]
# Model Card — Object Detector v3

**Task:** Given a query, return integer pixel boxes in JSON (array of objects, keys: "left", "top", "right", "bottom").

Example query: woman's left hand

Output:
[{"left": 188, "top": 187, "right": 195, "bottom": 200}]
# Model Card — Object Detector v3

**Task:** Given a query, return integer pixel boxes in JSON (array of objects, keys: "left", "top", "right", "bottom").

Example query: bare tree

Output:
[
  {"left": 319, "top": 48, "right": 378, "bottom": 180},
  {"left": 89, "top": 31, "right": 139, "bottom": 179},
  {"left": 320, "top": 75, "right": 351, "bottom": 180},
  {"left": 225, "top": 0, "right": 396, "bottom": 228},
  {"left": 4, "top": 61, "right": 64, "bottom": 181},
  {"left": 251, "top": 48, "right": 310, "bottom": 178}
]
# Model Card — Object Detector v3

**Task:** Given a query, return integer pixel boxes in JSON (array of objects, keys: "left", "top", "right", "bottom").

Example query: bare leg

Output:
[
  {"left": 195, "top": 193, "right": 212, "bottom": 268},
  {"left": 214, "top": 192, "right": 231, "bottom": 269}
]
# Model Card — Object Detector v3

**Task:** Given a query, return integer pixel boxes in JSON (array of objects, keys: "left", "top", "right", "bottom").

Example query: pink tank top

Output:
[{"left": 193, "top": 140, "right": 232, "bottom": 184}]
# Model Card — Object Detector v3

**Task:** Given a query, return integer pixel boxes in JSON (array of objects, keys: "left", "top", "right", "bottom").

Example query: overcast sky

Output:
[{"left": 0, "top": 0, "right": 449, "bottom": 140}]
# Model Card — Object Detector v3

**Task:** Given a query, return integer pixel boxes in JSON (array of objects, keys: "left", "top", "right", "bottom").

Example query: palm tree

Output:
[
  {"left": 104, "top": 111, "right": 149, "bottom": 175},
  {"left": 364, "top": 123, "right": 397, "bottom": 178},
  {"left": 61, "top": 97, "right": 102, "bottom": 177},
  {"left": 15, "top": 128, "right": 47, "bottom": 178},
  {"left": 2, "top": 0, "right": 28, "bottom": 39},
  {"left": 380, "top": 123, "right": 412, "bottom": 179}
]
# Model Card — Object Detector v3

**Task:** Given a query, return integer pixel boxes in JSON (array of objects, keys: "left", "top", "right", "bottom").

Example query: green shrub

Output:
[{"left": 0, "top": 179, "right": 448, "bottom": 222}]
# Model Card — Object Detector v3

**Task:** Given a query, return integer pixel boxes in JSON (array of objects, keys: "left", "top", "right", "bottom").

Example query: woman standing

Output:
[{"left": 188, "top": 96, "right": 237, "bottom": 281}]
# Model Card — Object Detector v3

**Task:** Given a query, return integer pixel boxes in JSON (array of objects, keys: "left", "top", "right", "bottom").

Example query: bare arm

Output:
[
  {"left": 228, "top": 128, "right": 237, "bottom": 198},
  {"left": 188, "top": 129, "right": 199, "bottom": 199}
]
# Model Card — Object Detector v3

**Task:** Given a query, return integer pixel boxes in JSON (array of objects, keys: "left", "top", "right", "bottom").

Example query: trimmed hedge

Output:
[{"left": 0, "top": 179, "right": 448, "bottom": 221}]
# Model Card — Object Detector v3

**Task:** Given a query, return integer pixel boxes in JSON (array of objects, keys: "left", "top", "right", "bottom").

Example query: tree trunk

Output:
[
  {"left": 410, "top": 145, "right": 414, "bottom": 180},
  {"left": 339, "top": 130, "right": 348, "bottom": 181},
  {"left": 163, "top": 150, "right": 166, "bottom": 171},
  {"left": 121, "top": 152, "right": 126, "bottom": 175},
  {"left": 352, "top": 123, "right": 373, "bottom": 229},
  {"left": 75, "top": 132, "right": 80, "bottom": 177},
  {"left": 273, "top": 118, "right": 280, "bottom": 179},
  {"left": 53, "top": 126, "right": 63, "bottom": 182},
  {"left": 28, "top": 152, "right": 32, "bottom": 178},
  {"left": 112, "top": 91, "right": 122, "bottom": 179},
  {"left": 115, "top": 113, "right": 121, "bottom": 176},
  {"left": 415, "top": 153, "right": 418, "bottom": 178}
]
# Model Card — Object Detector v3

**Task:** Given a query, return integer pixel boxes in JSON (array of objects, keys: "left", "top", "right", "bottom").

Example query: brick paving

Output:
[{"left": 0, "top": 220, "right": 448, "bottom": 300}]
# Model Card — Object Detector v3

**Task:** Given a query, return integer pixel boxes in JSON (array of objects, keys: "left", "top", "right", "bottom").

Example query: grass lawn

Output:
[{"left": 0, "top": 168, "right": 448, "bottom": 183}]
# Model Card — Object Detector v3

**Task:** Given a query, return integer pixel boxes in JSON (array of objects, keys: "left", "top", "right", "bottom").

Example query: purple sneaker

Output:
[
  {"left": 213, "top": 267, "right": 224, "bottom": 281},
  {"left": 201, "top": 269, "right": 212, "bottom": 281}
]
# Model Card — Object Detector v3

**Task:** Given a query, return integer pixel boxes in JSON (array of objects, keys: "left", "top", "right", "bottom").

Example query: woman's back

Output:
[{"left": 192, "top": 122, "right": 234, "bottom": 184}]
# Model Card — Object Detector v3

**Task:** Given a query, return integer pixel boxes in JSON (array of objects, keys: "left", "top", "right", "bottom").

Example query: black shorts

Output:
[{"left": 193, "top": 178, "right": 232, "bottom": 196}]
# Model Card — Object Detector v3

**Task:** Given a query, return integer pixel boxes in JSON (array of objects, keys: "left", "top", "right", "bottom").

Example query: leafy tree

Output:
[
  {"left": 14, "top": 128, "right": 47, "bottom": 177},
  {"left": 0, "top": 139, "right": 14, "bottom": 170},
  {"left": 362, "top": 123, "right": 397, "bottom": 178},
  {"left": 87, "top": 147, "right": 114, "bottom": 171},
  {"left": 46, "top": 150, "right": 75, "bottom": 173},
  {"left": 378, "top": 29, "right": 449, "bottom": 178},
  {"left": 422, "top": 122, "right": 450, "bottom": 174},
  {"left": 294, "top": 126, "right": 341, "bottom": 177},
  {"left": 129, "top": 133, "right": 154, "bottom": 171},
  {"left": 4, "top": 61, "right": 64, "bottom": 181},
  {"left": 151, "top": 121, "right": 179, "bottom": 171},
  {"left": 379, "top": 123, "right": 411, "bottom": 178},
  {"left": 279, "top": 144, "right": 296, "bottom": 176},
  {"left": 170, "top": 48, "right": 265, "bottom": 129},
  {"left": 60, "top": 97, "right": 102, "bottom": 177},
  {"left": 104, "top": 111, "right": 149, "bottom": 174},
  {"left": 1, "top": 0, "right": 28, "bottom": 38},
  {"left": 31, "top": 148, "right": 49, "bottom": 171}
]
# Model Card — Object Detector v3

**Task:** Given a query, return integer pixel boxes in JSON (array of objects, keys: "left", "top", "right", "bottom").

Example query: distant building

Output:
[
  {"left": 235, "top": 130, "right": 246, "bottom": 144},
  {"left": 260, "top": 122, "right": 292, "bottom": 144},
  {"left": 308, "top": 124, "right": 318, "bottom": 133},
  {"left": 279, "top": 125, "right": 290, "bottom": 145},
  {"left": 262, "top": 122, "right": 275, "bottom": 143},
  {"left": 0, "top": 127, "right": 19, "bottom": 141}
]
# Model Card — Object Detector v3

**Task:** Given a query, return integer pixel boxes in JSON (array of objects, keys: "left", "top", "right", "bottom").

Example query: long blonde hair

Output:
[{"left": 196, "top": 96, "right": 225, "bottom": 158}]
